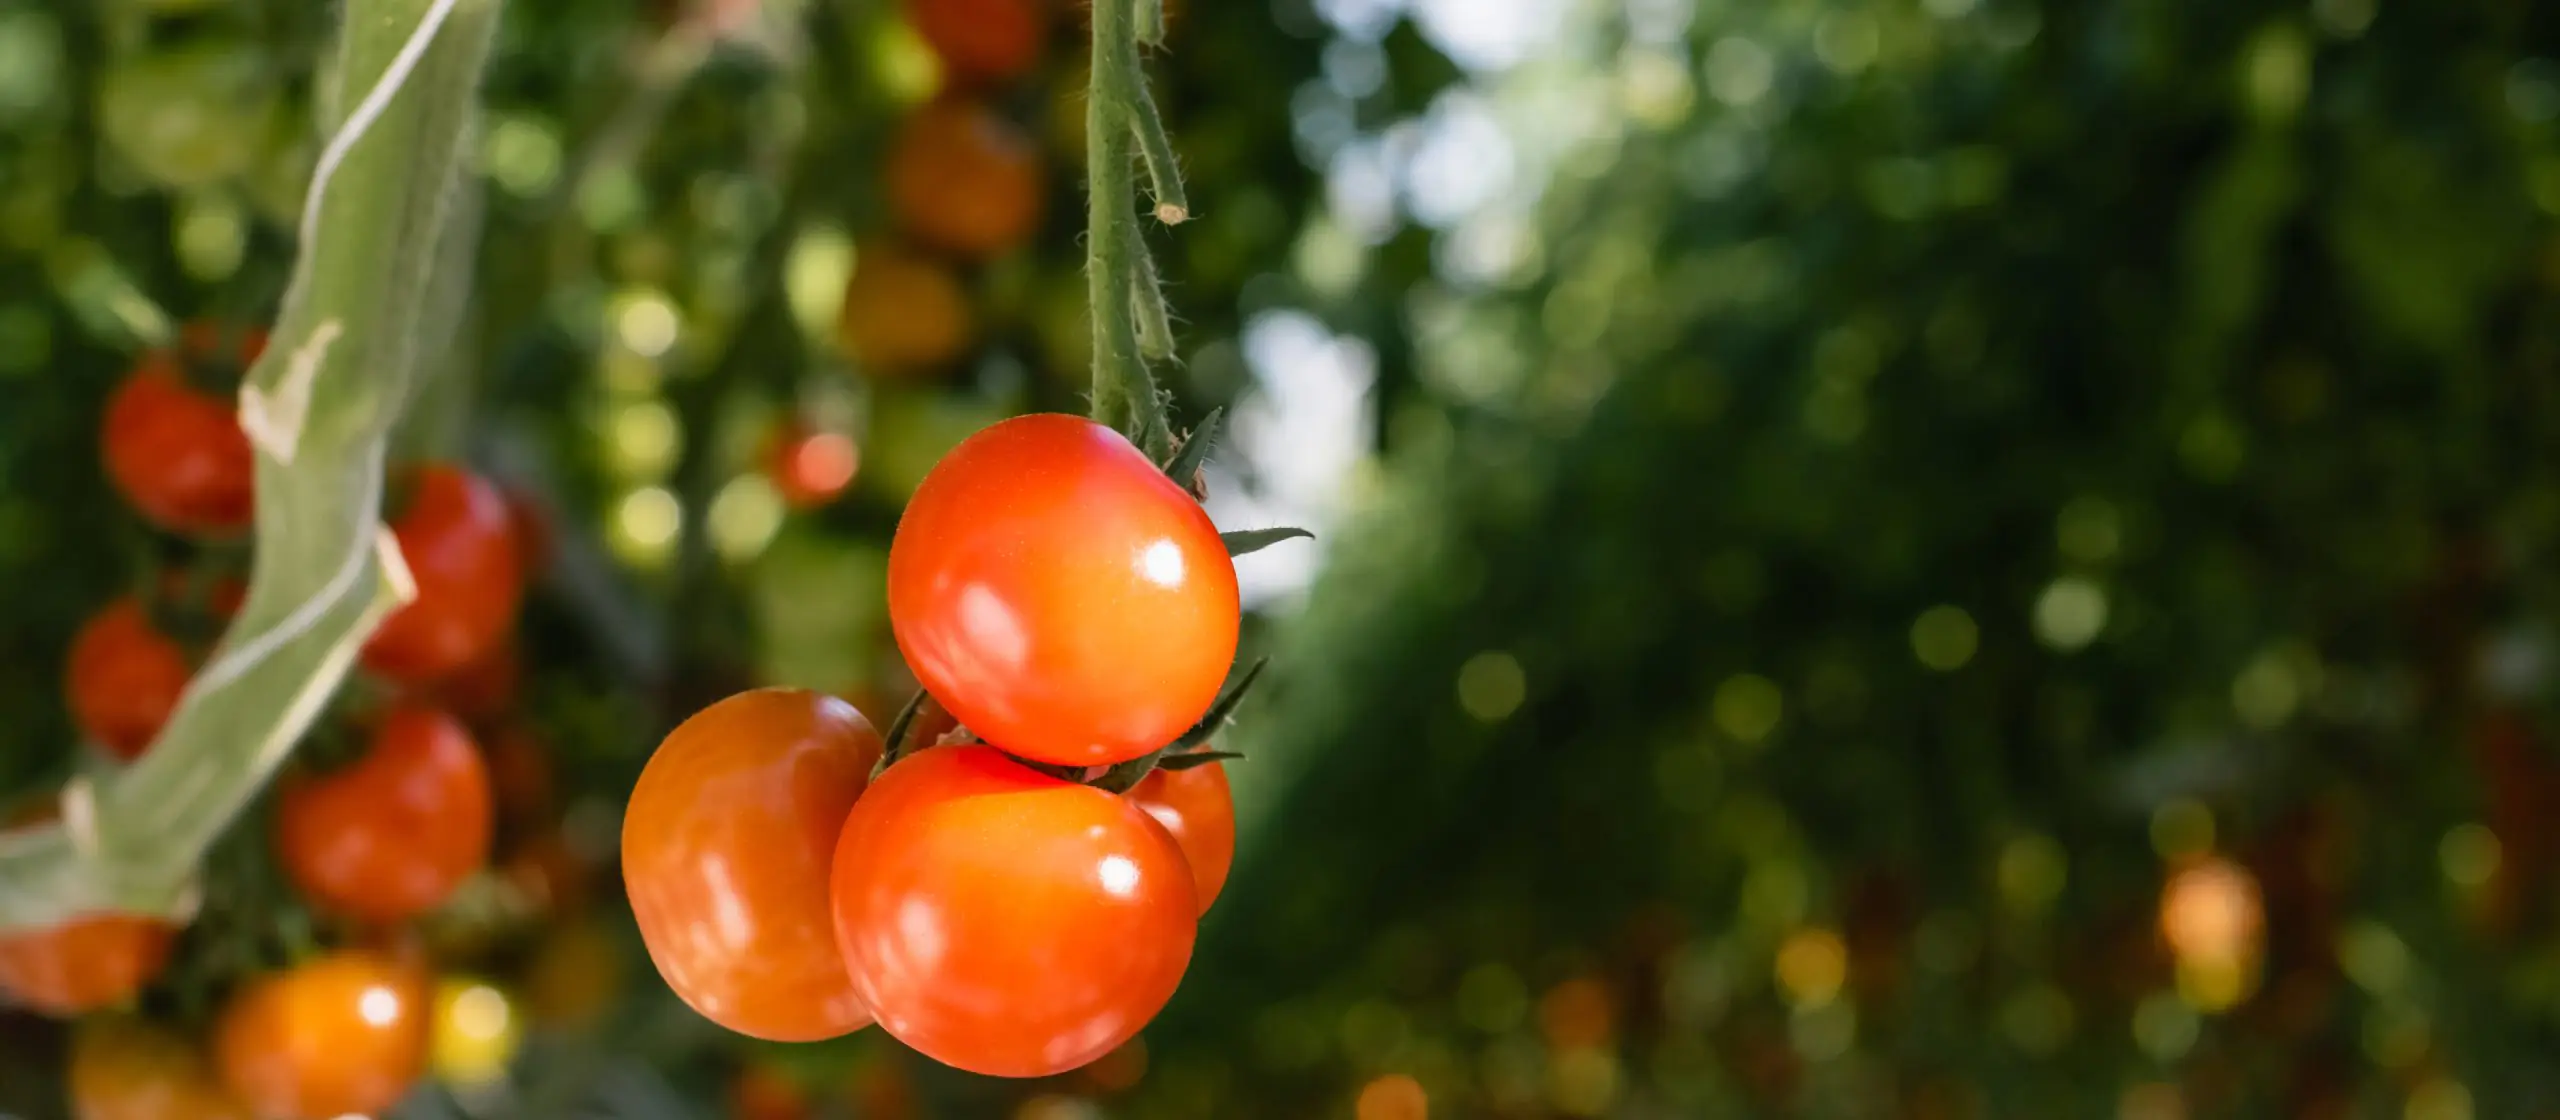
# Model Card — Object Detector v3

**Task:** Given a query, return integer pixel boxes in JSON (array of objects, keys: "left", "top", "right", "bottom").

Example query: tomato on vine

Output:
[
  {"left": 65, "top": 598, "right": 195, "bottom": 761},
  {"left": 1129, "top": 758, "right": 1236, "bottom": 914},
  {"left": 830, "top": 745, "right": 1198, "bottom": 1078},
  {"left": 362, "top": 464, "right": 523, "bottom": 683},
  {"left": 102, "top": 325, "right": 263, "bottom": 537},
  {"left": 275, "top": 705, "right": 492, "bottom": 924},
  {"left": 214, "top": 950, "right": 428, "bottom": 1120},
  {"left": 0, "top": 912, "right": 175, "bottom": 1018},
  {"left": 68, "top": 1016, "right": 251, "bottom": 1120},
  {"left": 837, "top": 241, "right": 974, "bottom": 375},
  {"left": 906, "top": 0, "right": 1047, "bottom": 85},
  {"left": 886, "top": 101, "right": 1045, "bottom": 260},
  {"left": 887, "top": 413, "right": 1239, "bottom": 767},
  {"left": 623, "top": 689, "right": 882, "bottom": 1042},
  {"left": 766, "top": 423, "right": 861, "bottom": 510}
]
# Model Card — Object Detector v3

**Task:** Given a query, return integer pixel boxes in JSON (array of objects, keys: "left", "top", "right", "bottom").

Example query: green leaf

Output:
[
  {"left": 1161, "top": 405, "right": 1224, "bottom": 485},
  {"left": 1170, "top": 657, "right": 1267, "bottom": 753},
  {"left": 1223, "top": 527, "right": 1313, "bottom": 557},
  {"left": 1156, "top": 750, "right": 1244, "bottom": 772}
]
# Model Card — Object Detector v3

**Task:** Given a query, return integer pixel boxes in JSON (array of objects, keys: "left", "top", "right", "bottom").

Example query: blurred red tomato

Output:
[
  {"left": 214, "top": 951, "right": 428, "bottom": 1120},
  {"left": 887, "top": 101, "right": 1045, "bottom": 260},
  {"left": 276, "top": 706, "right": 493, "bottom": 924},
  {"left": 1128, "top": 759, "right": 1235, "bottom": 913},
  {"left": 364, "top": 464, "right": 523, "bottom": 683}
]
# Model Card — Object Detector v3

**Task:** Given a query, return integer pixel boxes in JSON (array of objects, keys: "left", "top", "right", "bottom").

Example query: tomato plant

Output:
[
  {"left": 623, "top": 689, "right": 882, "bottom": 1041},
  {"left": 213, "top": 951, "right": 428, "bottom": 1120},
  {"left": 906, "top": 0, "right": 1047, "bottom": 85},
  {"left": 888, "top": 413, "right": 1239, "bottom": 766},
  {"left": 275, "top": 705, "right": 493, "bottom": 924},
  {"left": 68, "top": 1017, "right": 251, "bottom": 1120},
  {"left": 830, "top": 745, "right": 1198, "bottom": 1078},
  {"left": 837, "top": 241, "right": 974, "bottom": 374},
  {"left": 1129, "top": 759, "right": 1236, "bottom": 914},
  {"left": 64, "top": 598, "right": 195, "bottom": 761},
  {"left": 886, "top": 100, "right": 1045, "bottom": 260},
  {"left": 362, "top": 464, "right": 524, "bottom": 683},
  {"left": 101, "top": 328, "right": 263, "bottom": 537}
]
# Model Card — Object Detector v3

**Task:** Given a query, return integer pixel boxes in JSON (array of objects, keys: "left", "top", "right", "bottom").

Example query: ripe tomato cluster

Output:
[
  {"left": 628, "top": 413, "right": 1249, "bottom": 1078},
  {"left": 2, "top": 322, "right": 560, "bottom": 1118}
]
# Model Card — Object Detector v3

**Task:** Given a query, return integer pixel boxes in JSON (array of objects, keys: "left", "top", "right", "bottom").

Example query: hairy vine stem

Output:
[{"left": 1084, "top": 0, "right": 1185, "bottom": 461}]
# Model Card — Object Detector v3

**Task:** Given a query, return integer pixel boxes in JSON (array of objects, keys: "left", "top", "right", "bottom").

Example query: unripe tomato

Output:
[
  {"left": 768, "top": 424, "right": 862, "bottom": 510},
  {"left": 101, "top": 329, "right": 263, "bottom": 537},
  {"left": 68, "top": 1016, "right": 251, "bottom": 1120},
  {"left": 214, "top": 951, "right": 428, "bottom": 1120},
  {"left": 623, "top": 689, "right": 882, "bottom": 1041},
  {"left": 0, "top": 912, "right": 174, "bottom": 1017},
  {"left": 65, "top": 597, "right": 193, "bottom": 761},
  {"left": 275, "top": 705, "right": 492, "bottom": 924},
  {"left": 427, "top": 978, "right": 522, "bottom": 1088},
  {"left": 363, "top": 464, "right": 523, "bottom": 683},
  {"left": 838, "top": 242, "right": 974, "bottom": 375},
  {"left": 886, "top": 101, "right": 1045, "bottom": 260},
  {"left": 887, "top": 414, "right": 1238, "bottom": 767},
  {"left": 1128, "top": 759, "right": 1235, "bottom": 914},
  {"left": 906, "top": 0, "right": 1046, "bottom": 85},
  {"left": 830, "top": 746, "right": 1198, "bottom": 1078}
]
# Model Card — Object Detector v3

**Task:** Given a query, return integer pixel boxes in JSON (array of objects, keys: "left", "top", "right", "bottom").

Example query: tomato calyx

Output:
[
  {"left": 1153, "top": 408, "right": 1313, "bottom": 556},
  {"left": 1083, "top": 656, "right": 1265, "bottom": 794}
]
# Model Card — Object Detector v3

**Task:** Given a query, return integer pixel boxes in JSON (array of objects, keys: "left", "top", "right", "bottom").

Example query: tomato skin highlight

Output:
[
  {"left": 623, "top": 689, "right": 882, "bottom": 1042},
  {"left": 275, "top": 705, "right": 494, "bottom": 924},
  {"left": 213, "top": 951, "right": 429, "bottom": 1120},
  {"left": 830, "top": 745, "right": 1198, "bottom": 1078},
  {"left": 65, "top": 597, "right": 194, "bottom": 761},
  {"left": 363, "top": 464, "right": 523, "bottom": 683},
  {"left": 102, "top": 362, "right": 256, "bottom": 537},
  {"left": 69, "top": 1016, "right": 252, "bottom": 1120},
  {"left": 888, "top": 413, "right": 1239, "bottom": 767},
  {"left": 1128, "top": 760, "right": 1236, "bottom": 914}
]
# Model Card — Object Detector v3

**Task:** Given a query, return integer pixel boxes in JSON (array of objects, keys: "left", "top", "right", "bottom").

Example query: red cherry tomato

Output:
[
  {"left": 0, "top": 913, "right": 174, "bottom": 1018},
  {"left": 1128, "top": 759, "right": 1235, "bottom": 914},
  {"left": 887, "top": 414, "right": 1239, "bottom": 767},
  {"left": 64, "top": 597, "right": 194, "bottom": 761},
  {"left": 906, "top": 0, "right": 1046, "bottom": 85},
  {"left": 623, "top": 689, "right": 882, "bottom": 1042},
  {"left": 69, "top": 1016, "right": 252, "bottom": 1120},
  {"left": 363, "top": 464, "right": 523, "bottom": 683},
  {"left": 214, "top": 951, "right": 428, "bottom": 1120},
  {"left": 830, "top": 745, "right": 1197, "bottom": 1077},
  {"left": 275, "top": 705, "right": 492, "bottom": 924},
  {"left": 101, "top": 328, "right": 264, "bottom": 536},
  {"left": 886, "top": 101, "right": 1045, "bottom": 260},
  {"left": 768, "top": 425, "right": 861, "bottom": 510}
]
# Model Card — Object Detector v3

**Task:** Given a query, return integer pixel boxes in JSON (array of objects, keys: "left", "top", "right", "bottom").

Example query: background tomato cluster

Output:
[{"left": 8, "top": 0, "right": 2560, "bottom": 1118}]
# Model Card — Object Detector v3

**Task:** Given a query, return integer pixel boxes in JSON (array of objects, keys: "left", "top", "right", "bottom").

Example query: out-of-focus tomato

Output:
[
  {"left": 887, "top": 414, "right": 1239, "bottom": 767},
  {"left": 831, "top": 746, "right": 1197, "bottom": 1078},
  {"left": 275, "top": 705, "right": 492, "bottom": 924},
  {"left": 68, "top": 1016, "right": 251, "bottom": 1120},
  {"left": 0, "top": 912, "right": 174, "bottom": 1018},
  {"left": 886, "top": 101, "right": 1045, "bottom": 260},
  {"left": 623, "top": 689, "right": 882, "bottom": 1041},
  {"left": 1128, "top": 759, "right": 1235, "bottom": 913},
  {"left": 906, "top": 0, "right": 1047, "bottom": 85},
  {"left": 363, "top": 464, "right": 523, "bottom": 683},
  {"left": 214, "top": 951, "right": 428, "bottom": 1120},
  {"left": 838, "top": 242, "right": 974, "bottom": 375},
  {"left": 64, "top": 598, "right": 194, "bottom": 761},
  {"left": 768, "top": 424, "right": 862, "bottom": 510},
  {"left": 428, "top": 978, "right": 522, "bottom": 1088},
  {"left": 101, "top": 327, "right": 264, "bottom": 537}
]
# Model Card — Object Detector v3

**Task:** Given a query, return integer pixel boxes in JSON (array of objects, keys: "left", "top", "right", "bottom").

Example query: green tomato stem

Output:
[{"left": 1086, "top": 0, "right": 1177, "bottom": 461}]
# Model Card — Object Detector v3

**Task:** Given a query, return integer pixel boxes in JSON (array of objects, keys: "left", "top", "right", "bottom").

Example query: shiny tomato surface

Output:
[
  {"left": 623, "top": 689, "right": 882, "bottom": 1041},
  {"left": 1128, "top": 759, "right": 1236, "bottom": 914},
  {"left": 214, "top": 951, "right": 428, "bottom": 1120},
  {"left": 831, "top": 745, "right": 1198, "bottom": 1077},
  {"left": 887, "top": 413, "right": 1239, "bottom": 766},
  {"left": 276, "top": 705, "right": 493, "bottom": 924},
  {"left": 363, "top": 464, "right": 523, "bottom": 683}
]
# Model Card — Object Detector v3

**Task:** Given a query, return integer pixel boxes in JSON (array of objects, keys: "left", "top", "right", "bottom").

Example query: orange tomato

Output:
[
  {"left": 886, "top": 101, "right": 1045, "bottom": 260},
  {"left": 1128, "top": 759, "right": 1235, "bottom": 914},
  {"left": 906, "top": 0, "right": 1047, "bottom": 85},
  {"left": 101, "top": 326, "right": 263, "bottom": 537},
  {"left": 622, "top": 689, "right": 882, "bottom": 1041},
  {"left": 65, "top": 597, "right": 194, "bottom": 761},
  {"left": 214, "top": 951, "right": 428, "bottom": 1120},
  {"left": 363, "top": 464, "right": 524, "bottom": 683},
  {"left": 275, "top": 705, "right": 493, "bottom": 924},
  {"left": 831, "top": 746, "right": 1197, "bottom": 1078},
  {"left": 0, "top": 912, "right": 174, "bottom": 1018},
  {"left": 839, "top": 242, "right": 974, "bottom": 375},
  {"left": 69, "top": 1016, "right": 251, "bottom": 1120}
]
